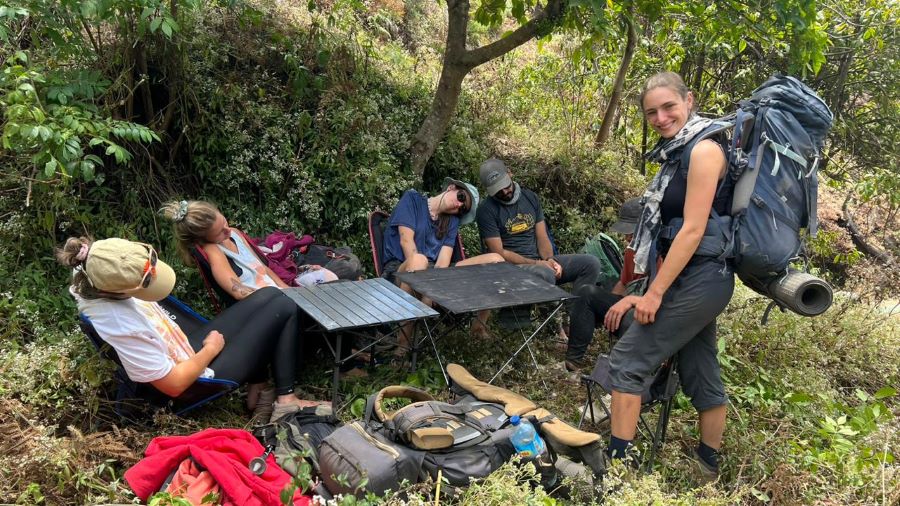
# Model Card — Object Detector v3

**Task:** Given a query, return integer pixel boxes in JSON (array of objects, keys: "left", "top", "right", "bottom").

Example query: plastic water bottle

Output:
[
  {"left": 509, "top": 415, "right": 546, "bottom": 458},
  {"left": 509, "top": 416, "right": 557, "bottom": 488}
]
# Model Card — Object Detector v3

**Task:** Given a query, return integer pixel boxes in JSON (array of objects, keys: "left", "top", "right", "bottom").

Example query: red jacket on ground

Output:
[{"left": 125, "top": 428, "right": 311, "bottom": 506}]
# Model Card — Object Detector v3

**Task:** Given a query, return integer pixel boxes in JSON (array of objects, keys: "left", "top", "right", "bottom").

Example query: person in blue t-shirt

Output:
[{"left": 382, "top": 177, "right": 504, "bottom": 354}]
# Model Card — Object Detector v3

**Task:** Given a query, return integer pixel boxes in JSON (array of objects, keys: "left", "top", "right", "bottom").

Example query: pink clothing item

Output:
[
  {"left": 125, "top": 428, "right": 311, "bottom": 506},
  {"left": 166, "top": 458, "right": 221, "bottom": 505},
  {"left": 252, "top": 231, "right": 316, "bottom": 286}
]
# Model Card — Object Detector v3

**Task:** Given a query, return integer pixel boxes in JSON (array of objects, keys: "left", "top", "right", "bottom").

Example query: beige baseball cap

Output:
[{"left": 84, "top": 238, "right": 176, "bottom": 301}]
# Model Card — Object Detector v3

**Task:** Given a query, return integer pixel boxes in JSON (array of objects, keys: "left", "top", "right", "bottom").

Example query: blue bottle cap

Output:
[{"left": 510, "top": 415, "right": 521, "bottom": 425}]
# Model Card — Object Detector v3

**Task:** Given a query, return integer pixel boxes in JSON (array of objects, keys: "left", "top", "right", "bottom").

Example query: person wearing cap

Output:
[
  {"left": 381, "top": 178, "right": 504, "bottom": 353},
  {"left": 475, "top": 157, "right": 603, "bottom": 372},
  {"left": 572, "top": 197, "right": 651, "bottom": 339},
  {"left": 57, "top": 236, "right": 329, "bottom": 421}
]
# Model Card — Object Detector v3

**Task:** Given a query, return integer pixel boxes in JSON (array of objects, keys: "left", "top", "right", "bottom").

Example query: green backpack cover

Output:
[{"left": 580, "top": 232, "right": 624, "bottom": 289}]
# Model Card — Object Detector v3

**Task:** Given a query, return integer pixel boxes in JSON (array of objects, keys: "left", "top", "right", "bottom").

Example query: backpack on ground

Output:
[
  {"left": 662, "top": 75, "right": 833, "bottom": 298},
  {"left": 580, "top": 232, "right": 624, "bottom": 289},
  {"left": 294, "top": 244, "right": 363, "bottom": 281},
  {"left": 252, "top": 406, "right": 341, "bottom": 479},
  {"left": 317, "top": 385, "right": 517, "bottom": 497}
]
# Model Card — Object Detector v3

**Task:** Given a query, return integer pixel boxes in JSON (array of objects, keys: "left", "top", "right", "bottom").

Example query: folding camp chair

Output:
[
  {"left": 190, "top": 230, "right": 271, "bottom": 313},
  {"left": 78, "top": 296, "right": 239, "bottom": 419},
  {"left": 367, "top": 209, "right": 467, "bottom": 371},
  {"left": 577, "top": 353, "right": 680, "bottom": 472},
  {"left": 367, "top": 209, "right": 466, "bottom": 276}
]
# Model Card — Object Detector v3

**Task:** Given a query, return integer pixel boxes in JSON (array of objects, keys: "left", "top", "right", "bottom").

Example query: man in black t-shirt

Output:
[{"left": 476, "top": 158, "right": 603, "bottom": 372}]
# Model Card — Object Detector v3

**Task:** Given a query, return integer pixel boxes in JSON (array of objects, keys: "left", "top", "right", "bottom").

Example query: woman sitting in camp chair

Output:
[
  {"left": 58, "top": 236, "right": 329, "bottom": 422},
  {"left": 161, "top": 200, "right": 337, "bottom": 303},
  {"left": 382, "top": 178, "right": 504, "bottom": 356}
]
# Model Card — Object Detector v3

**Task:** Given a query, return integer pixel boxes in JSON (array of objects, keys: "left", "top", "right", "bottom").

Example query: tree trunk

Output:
[
  {"left": 409, "top": 63, "right": 469, "bottom": 178},
  {"left": 595, "top": 13, "right": 636, "bottom": 148},
  {"left": 408, "top": 0, "right": 565, "bottom": 179}
]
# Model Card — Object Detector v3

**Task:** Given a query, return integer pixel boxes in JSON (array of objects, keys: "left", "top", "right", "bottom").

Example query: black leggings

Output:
[{"left": 187, "top": 287, "right": 300, "bottom": 396}]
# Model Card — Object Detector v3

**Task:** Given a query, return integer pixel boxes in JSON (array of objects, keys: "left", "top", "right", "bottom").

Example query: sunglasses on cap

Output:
[
  {"left": 455, "top": 190, "right": 470, "bottom": 215},
  {"left": 133, "top": 244, "right": 159, "bottom": 291}
]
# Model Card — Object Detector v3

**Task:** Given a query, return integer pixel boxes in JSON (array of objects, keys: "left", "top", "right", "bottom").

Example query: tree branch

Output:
[
  {"left": 840, "top": 196, "right": 895, "bottom": 266},
  {"left": 460, "top": 0, "right": 565, "bottom": 68}
]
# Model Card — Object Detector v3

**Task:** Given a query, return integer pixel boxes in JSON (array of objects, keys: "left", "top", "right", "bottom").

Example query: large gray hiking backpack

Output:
[
  {"left": 317, "top": 386, "right": 517, "bottom": 497},
  {"left": 663, "top": 75, "right": 834, "bottom": 314}
]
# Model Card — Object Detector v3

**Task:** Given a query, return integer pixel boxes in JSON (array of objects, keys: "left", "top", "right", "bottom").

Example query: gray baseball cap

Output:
[
  {"left": 611, "top": 197, "right": 642, "bottom": 235},
  {"left": 479, "top": 158, "right": 513, "bottom": 196},
  {"left": 442, "top": 177, "right": 479, "bottom": 226}
]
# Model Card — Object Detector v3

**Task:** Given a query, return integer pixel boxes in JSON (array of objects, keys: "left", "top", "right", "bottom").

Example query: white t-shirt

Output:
[{"left": 75, "top": 288, "right": 214, "bottom": 383}]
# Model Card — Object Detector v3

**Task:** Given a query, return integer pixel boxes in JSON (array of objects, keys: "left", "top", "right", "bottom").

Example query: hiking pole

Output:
[{"left": 434, "top": 468, "right": 443, "bottom": 506}]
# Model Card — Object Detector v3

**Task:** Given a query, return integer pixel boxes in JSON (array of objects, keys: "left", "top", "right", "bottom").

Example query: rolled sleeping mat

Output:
[{"left": 767, "top": 269, "right": 833, "bottom": 316}]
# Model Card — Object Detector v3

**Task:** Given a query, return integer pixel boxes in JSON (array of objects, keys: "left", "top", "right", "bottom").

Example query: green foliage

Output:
[
  {"left": 0, "top": 0, "right": 897, "bottom": 504},
  {"left": 1, "top": 53, "right": 158, "bottom": 182}
]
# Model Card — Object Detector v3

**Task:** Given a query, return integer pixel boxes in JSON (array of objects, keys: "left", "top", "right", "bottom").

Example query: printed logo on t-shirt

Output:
[
  {"left": 136, "top": 300, "right": 195, "bottom": 364},
  {"left": 506, "top": 213, "right": 535, "bottom": 235}
]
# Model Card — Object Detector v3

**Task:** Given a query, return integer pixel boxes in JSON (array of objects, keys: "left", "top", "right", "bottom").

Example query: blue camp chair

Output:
[{"left": 78, "top": 295, "right": 238, "bottom": 419}]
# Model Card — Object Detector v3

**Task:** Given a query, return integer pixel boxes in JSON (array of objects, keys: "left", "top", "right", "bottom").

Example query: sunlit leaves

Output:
[{"left": 1, "top": 59, "right": 159, "bottom": 183}]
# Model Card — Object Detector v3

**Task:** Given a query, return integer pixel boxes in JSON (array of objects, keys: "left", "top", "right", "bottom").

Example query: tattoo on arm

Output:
[{"left": 230, "top": 277, "right": 256, "bottom": 297}]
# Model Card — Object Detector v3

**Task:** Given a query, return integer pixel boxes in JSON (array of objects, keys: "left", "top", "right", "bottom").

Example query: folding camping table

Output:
[
  {"left": 282, "top": 278, "right": 438, "bottom": 407},
  {"left": 396, "top": 262, "right": 574, "bottom": 386}
]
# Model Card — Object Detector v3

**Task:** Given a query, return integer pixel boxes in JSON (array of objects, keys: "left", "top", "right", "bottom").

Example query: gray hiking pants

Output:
[{"left": 608, "top": 259, "right": 734, "bottom": 411}]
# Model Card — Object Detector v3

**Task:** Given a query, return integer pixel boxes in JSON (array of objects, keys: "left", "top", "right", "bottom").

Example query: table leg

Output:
[
  {"left": 331, "top": 333, "right": 342, "bottom": 408},
  {"left": 488, "top": 302, "right": 563, "bottom": 388},
  {"left": 424, "top": 320, "right": 449, "bottom": 385}
]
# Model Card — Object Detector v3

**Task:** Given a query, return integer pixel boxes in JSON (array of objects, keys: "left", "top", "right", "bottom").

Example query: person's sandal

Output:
[{"left": 271, "top": 399, "right": 332, "bottom": 422}]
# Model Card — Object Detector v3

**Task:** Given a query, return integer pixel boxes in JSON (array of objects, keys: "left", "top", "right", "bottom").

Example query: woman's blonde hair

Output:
[
  {"left": 55, "top": 236, "right": 101, "bottom": 299},
  {"left": 639, "top": 71, "right": 690, "bottom": 110},
  {"left": 160, "top": 200, "right": 220, "bottom": 265}
]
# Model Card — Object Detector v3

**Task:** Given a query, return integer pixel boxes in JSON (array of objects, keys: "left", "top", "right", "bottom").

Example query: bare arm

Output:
[
  {"left": 265, "top": 265, "right": 290, "bottom": 288},
  {"left": 435, "top": 245, "right": 454, "bottom": 268},
  {"left": 150, "top": 331, "right": 224, "bottom": 397},
  {"left": 534, "top": 221, "right": 555, "bottom": 260},
  {"left": 398, "top": 225, "right": 419, "bottom": 262},
  {"left": 203, "top": 244, "right": 257, "bottom": 300},
  {"left": 483, "top": 236, "right": 556, "bottom": 270},
  {"left": 634, "top": 139, "right": 726, "bottom": 324}
]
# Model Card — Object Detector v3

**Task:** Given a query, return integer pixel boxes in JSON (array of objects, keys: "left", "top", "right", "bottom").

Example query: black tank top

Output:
[{"left": 659, "top": 140, "right": 733, "bottom": 225}]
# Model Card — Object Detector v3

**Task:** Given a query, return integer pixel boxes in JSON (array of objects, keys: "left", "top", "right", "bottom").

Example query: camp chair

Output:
[
  {"left": 78, "top": 296, "right": 239, "bottom": 419},
  {"left": 367, "top": 209, "right": 467, "bottom": 370},
  {"left": 577, "top": 353, "right": 680, "bottom": 472},
  {"left": 190, "top": 230, "right": 270, "bottom": 313},
  {"left": 367, "top": 209, "right": 466, "bottom": 277}
]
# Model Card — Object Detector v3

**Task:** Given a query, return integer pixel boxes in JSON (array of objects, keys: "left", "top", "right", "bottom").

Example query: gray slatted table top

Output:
[
  {"left": 283, "top": 278, "right": 438, "bottom": 331},
  {"left": 396, "top": 262, "right": 574, "bottom": 314}
]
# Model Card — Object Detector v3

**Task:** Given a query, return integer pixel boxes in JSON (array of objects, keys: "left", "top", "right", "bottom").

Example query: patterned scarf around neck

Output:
[{"left": 631, "top": 115, "right": 716, "bottom": 274}]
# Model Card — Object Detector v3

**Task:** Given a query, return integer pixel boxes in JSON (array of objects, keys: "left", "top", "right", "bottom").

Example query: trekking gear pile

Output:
[{"left": 311, "top": 364, "right": 605, "bottom": 497}]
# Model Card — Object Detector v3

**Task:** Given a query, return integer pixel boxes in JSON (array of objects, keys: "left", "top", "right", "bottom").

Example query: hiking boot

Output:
[
  {"left": 564, "top": 356, "right": 592, "bottom": 373},
  {"left": 691, "top": 447, "right": 720, "bottom": 484}
]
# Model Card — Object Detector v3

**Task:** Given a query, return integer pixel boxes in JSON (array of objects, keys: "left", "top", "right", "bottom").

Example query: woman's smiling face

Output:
[{"left": 642, "top": 86, "right": 694, "bottom": 139}]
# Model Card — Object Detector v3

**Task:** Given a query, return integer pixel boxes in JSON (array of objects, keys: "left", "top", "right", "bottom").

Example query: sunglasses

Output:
[
  {"left": 131, "top": 243, "right": 159, "bottom": 291},
  {"left": 455, "top": 190, "right": 470, "bottom": 215}
]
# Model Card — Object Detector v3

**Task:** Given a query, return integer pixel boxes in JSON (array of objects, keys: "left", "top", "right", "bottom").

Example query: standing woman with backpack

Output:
[{"left": 606, "top": 72, "right": 734, "bottom": 480}]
